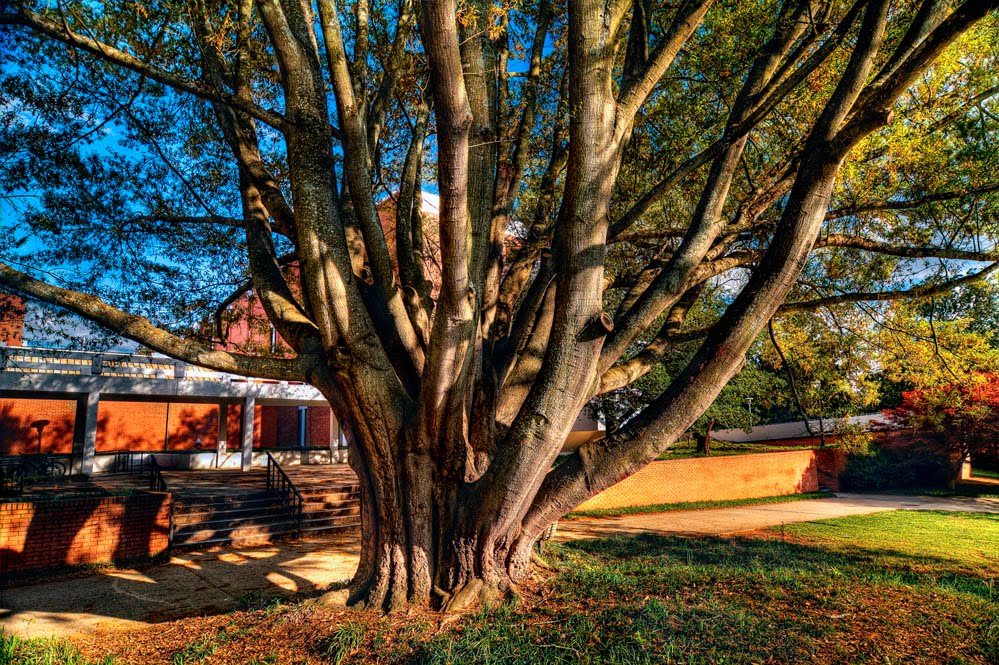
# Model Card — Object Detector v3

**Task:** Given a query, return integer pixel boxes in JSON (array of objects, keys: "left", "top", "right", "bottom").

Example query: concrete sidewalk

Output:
[
  {"left": 2, "top": 492, "right": 996, "bottom": 640},
  {"left": 0, "top": 538, "right": 359, "bottom": 640},
  {"left": 555, "top": 492, "right": 999, "bottom": 541}
]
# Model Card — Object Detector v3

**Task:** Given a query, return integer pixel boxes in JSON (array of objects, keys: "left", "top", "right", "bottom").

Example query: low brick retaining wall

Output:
[
  {"left": 0, "top": 492, "right": 171, "bottom": 574},
  {"left": 575, "top": 448, "right": 844, "bottom": 511}
]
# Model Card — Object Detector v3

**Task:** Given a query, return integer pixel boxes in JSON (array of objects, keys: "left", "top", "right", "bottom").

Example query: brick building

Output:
[
  {"left": 710, "top": 413, "right": 893, "bottom": 448},
  {"left": 0, "top": 292, "right": 344, "bottom": 473}
]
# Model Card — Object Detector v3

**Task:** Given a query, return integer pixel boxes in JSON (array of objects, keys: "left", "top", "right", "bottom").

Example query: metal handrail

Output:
[
  {"left": 0, "top": 458, "right": 24, "bottom": 496},
  {"left": 112, "top": 451, "right": 151, "bottom": 475},
  {"left": 148, "top": 455, "right": 168, "bottom": 492},
  {"left": 266, "top": 452, "right": 303, "bottom": 537},
  {"left": 145, "top": 456, "right": 174, "bottom": 545}
]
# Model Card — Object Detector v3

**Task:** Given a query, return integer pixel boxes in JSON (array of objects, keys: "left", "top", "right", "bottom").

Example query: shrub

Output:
[
  {"left": 840, "top": 445, "right": 950, "bottom": 491},
  {"left": 835, "top": 422, "right": 875, "bottom": 457}
]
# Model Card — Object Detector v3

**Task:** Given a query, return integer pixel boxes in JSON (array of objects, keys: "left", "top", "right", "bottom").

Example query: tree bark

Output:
[{"left": 697, "top": 419, "right": 715, "bottom": 456}]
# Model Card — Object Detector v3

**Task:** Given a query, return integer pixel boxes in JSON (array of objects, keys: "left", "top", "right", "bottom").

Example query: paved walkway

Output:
[
  {"left": 0, "top": 538, "right": 359, "bottom": 639},
  {"left": 2, "top": 493, "right": 997, "bottom": 640},
  {"left": 555, "top": 492, "right": 999, "bottom": 541}
]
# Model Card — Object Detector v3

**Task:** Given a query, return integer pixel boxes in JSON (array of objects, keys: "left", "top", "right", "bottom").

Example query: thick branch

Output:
[
  {"left": 317, "top": 0, "right": 424, "bottom": 372},
  {"left": 596, "top": 285, "right": 703, "bottom": 395},
  {"left": 0, "top": 264, "right": 309, "bottom": 380},
  {"left": 815, "top": 234, "right": 999, "bottom": 261}
]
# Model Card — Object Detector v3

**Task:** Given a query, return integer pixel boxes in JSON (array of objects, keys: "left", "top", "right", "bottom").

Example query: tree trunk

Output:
[
  {"left": 342, "top": 433, "right": 537, "bottom": 612},
  {"left": 696, "top": 418, "right": 715, "bottom": 455}
]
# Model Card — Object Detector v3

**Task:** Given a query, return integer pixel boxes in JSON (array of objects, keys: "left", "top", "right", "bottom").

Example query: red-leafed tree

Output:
[{"left": 886, "top": 374, "right": 999, "bottom": 476}]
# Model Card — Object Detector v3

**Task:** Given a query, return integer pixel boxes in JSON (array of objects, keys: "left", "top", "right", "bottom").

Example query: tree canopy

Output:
[{"left": 2, "top": 0, "right": 998, "bottom": 611}]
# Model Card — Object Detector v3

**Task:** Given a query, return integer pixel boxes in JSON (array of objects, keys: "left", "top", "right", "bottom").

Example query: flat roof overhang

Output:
[{"left": 0, "top": 373, "right": 329, "bottom": 406}]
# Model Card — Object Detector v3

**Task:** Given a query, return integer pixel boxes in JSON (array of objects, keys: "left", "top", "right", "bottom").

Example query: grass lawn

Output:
[
  {"left": 656, "top": 439, "right": 816, "bottom": 460},
  {"left": 566, "top": 490, "right": 832, "bottom": 518},
  {"left": 973, "top": 468, "right": 999, "bottom": 481},
  {"left": 2, "top": 511, "right": 996, "bottom": 665}
]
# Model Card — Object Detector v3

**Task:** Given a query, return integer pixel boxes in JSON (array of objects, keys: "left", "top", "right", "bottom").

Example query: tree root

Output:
[
  {"left": 530, "top": 551, "right": 555, "bottom": 570},
  {"left": 314, "top": 588, "right": 350, "bottom": 607},
  {"left": 438, "top": 578, "right": 509, "bottom": 614}
]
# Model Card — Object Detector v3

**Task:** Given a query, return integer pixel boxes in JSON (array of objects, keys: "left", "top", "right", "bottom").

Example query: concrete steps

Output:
[
  {"left": 166, "top": 465, "right": 360, "bottom": 548},
  {"left": 171, "top": 490, "right": 297, "bottom": 548}
]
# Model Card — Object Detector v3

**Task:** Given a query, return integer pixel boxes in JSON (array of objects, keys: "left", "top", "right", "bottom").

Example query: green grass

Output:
[
  {"left": 320, "top": 622, "right": 366, "bottom": 665},
  {"left": 972, "top": 468, "right": 999, "bottom": 480},
  {"left": 775, "top": 510, "right": 999, "bottom": 575},
  {"left": 415, "top": 511, "right": 998, "bottom": 664},
  {"left": 170, "top": 625, "right": 251, "bottom": 665},
  {"left": 873, "top": 484, "right": 999, "bottom": 500},
  {"left": 657, "top": 439, "right": 817, "bottom": 460},
  {"left": 0, "top": 630, "right": 118, "bottom": 665},
  {"left": 566, "top": 490, "right": 832, "bottom": 519}
]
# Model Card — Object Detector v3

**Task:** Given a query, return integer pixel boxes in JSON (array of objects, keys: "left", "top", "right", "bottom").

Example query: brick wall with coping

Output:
[
  {"left": 0, "top": 492, "right": 171, "bottom": 574},
  {"left": 575, "top": 449, "right": 844, "bottom": 511}
]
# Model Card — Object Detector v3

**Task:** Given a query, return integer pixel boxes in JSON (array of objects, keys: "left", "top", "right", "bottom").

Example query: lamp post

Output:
[{"left": 30, "top": 419, "right": 50, "bottom": 455}]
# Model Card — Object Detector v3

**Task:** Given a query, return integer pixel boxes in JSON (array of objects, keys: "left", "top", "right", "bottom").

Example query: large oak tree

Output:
[{"left": 2, "top": 0, "right": 998, "bottom": 611}]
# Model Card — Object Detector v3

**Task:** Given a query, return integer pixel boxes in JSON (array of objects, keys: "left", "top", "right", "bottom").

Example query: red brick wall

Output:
[
  {"left": 0, "top": 294, "right": 25, "bottom": 346},
  {"left": 97, "top": 401, "right": 224, "bottom": 451},
  {"left": 307, "top": 407, "right": 333, "bottom": 447},
  {"left": 256, "top": 406, "right": 334, "bottom": 448},
  {"left": 0, "top": 493, "right": 171, "bottom": 574},
  {"left": 224, "top": 404, "right": 242, "bottom": 450},
  {"left": 259, "top": 405, "right": 278, "bottom": 447},
  {"left": 815, "top": 448, "right": 846, "bottom": 491},
  {"left": 166, "top": 404, "right": 219, "bottom": 450},
  {"left": 575, "top": 450, "right": 833, "bottom": 511},
  {"left": 216, "top": 290, "right": 294, "bottom": 356},
  {"left": 258, "top": 405, "right": 299, "bottom": 448},
  {"left": 96, "top": 401, "right": 169, "bottom": 451},
  {"left": 1, "top": 399, "right": 333, "bottom": 455},
  {"left": 0, "top": 398, "right": 77, "bottom": 455}
]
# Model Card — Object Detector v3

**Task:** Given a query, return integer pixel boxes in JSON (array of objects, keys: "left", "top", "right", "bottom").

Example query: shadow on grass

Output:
[
  {"left": 560, "top": 531, "right": 996, "bottom": 600},
  {"left": 410, "top": 530, "right": 997, "bottom": 665}
]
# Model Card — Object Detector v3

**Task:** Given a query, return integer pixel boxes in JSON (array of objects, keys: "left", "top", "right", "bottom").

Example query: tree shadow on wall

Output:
[
  {"left": 0, "top": 404, "right": 76, "bottom": 455},
  {"left": 169, "top": 406, "right": 220, "bottom": 450}
]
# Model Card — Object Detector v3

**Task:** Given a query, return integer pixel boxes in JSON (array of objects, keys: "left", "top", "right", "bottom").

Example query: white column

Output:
[
  {"left": 241, "top": 396, "right": 255, "bottom": 471},
  {"left": 80, "top": 391, "right": 100, "bottom": 477},
  {"left": 328, "top": 409, "right": 337, "bottom": 462},
  {"left": 298, "top": 406, "right": 307, "bottom": 448},
  {"left": 338, "top": 422, "right": 348, "bottom": 463},
  {"left": 216, "top": 404, "right": 228, "bottom": 467}
]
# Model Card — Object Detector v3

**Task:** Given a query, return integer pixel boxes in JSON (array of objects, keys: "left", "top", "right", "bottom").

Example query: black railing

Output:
[
  {"left": 145, "top": 456, "right": 174, "bottom": 545},
  {"left": 148, "top": 456, "right": 168, "bottom": 492},
  {"left": 112, "top": 451, "right": 152, "bottom": 475},
  {"left": 0, "top": 455, "right": 67, "bottom": 496},
  {"left": 266, "top": 452, "right": 303, "bottom": 537},
  {"left": 0, "top": 458, "right": 24, "bottom": 497}
]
